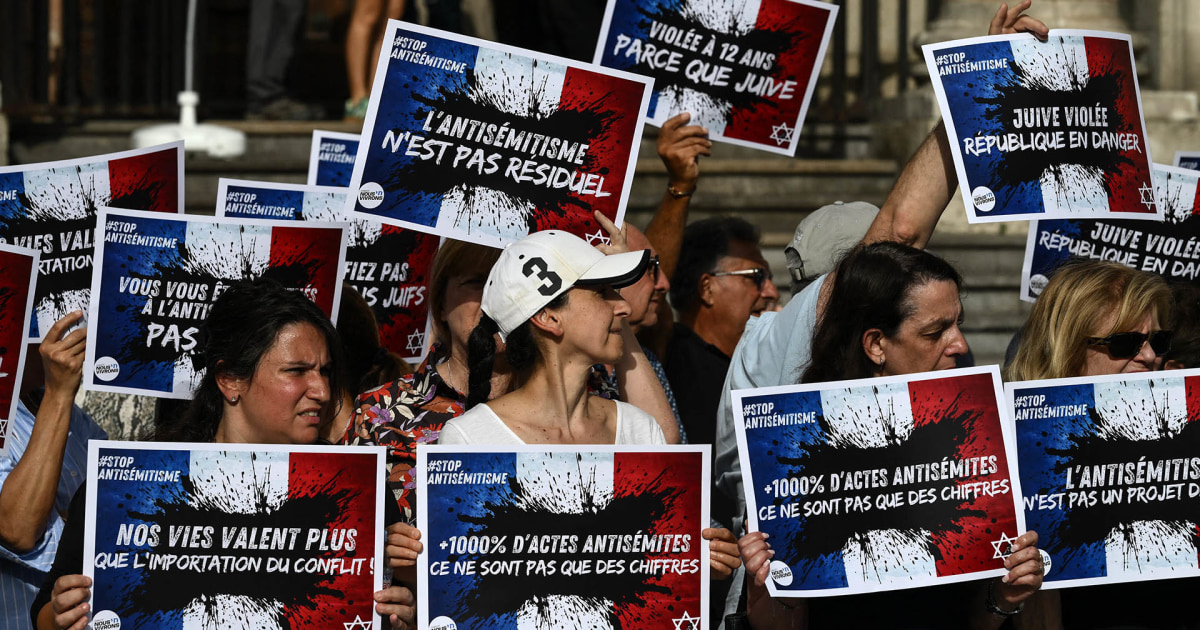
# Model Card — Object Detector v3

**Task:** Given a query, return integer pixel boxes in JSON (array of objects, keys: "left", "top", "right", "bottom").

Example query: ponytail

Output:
[
  {"left": 466, "top": 315, "right": 500, "bottom": 409},
  {"left": 464, "top": 292, "right": 567, "bottom": 409}
]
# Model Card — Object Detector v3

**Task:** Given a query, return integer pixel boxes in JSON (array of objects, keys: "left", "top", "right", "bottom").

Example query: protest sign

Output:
[
  {"left": 308, "top": 131, "right": 361, "bottom": 187},
  {"left": 217, "top": 178, "right": 438, "bottom": 362},
  {"left": 217, "top": 178, "right": 348, "bottom": 221},
  {"left": 593, "top": 0, "right": 836, "bottom": 156},
  {"left": 1008, "top": 370, "right": 1200, "bottom": 589},
  {"left": 84, "top": 209, "right": 347, "bottom": 399},
  {"left": 1174, "top": 151, "right": 1200, "bottom": 171},
  {"left": 348, "top": 21, "right": 653, "bottom": 247},
  {"left": 84, "top": 441, "right": 385, "bottom": 630},
  {"left": 733, "top": 366, "right": 1023, "bottom": 597},
  {"left": 1021, "top": 163, "right": 1200, "bottom": 301},
  {"left": 417, "top": 445, "right": 710, "bottom": 629},
  {"left": 924, "top": 31, "right": 1156, "bottom": 223},
  {"left": 0, "top": 142, "right": 183, "bottom": 340},
  {"left": 0, "top": 245, "right": 38, "bottom": 455}
]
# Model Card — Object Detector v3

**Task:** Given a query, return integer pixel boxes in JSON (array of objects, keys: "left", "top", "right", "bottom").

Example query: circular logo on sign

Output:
[
  {"left": 972, "top": 186, "right": 997, "bottom": 212},
  {"left": 1039, "top": 549, "right": 1052, "bottom": 573},
  {"left": 92, "top": 610, "right": 121, "bottom": 630},
  {"left": 358, "top": 182, "right": 385, "bottom": 209},
  {"left": 1029, "top": 274, "right": 1049, "bottom": 296},
  {"left": 94, "top": 356, "right": 121, "bottom": 382},
  {"left": 769, "top": 560, "right": 794, "bottom": 586},
  {"left": 430, "top": 616, "right": 458, "bottom": 630}
]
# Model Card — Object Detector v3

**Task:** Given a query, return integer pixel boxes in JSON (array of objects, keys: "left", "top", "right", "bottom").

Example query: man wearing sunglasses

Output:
[
  {"left": 664, "top": 217, "right": 780, "bottom": 449},
  {"left": 620, "top": 225, "right": 686, "bottom": 442}
]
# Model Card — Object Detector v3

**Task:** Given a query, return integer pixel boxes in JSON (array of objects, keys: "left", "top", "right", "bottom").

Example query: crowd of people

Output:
[{"left": 5, "top": 1, "right": 1200, "bottom": 629}]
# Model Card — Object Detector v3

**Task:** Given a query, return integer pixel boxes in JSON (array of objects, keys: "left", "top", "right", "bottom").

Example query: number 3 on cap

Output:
[{"left": 522, "top": 257, "right": 562, "bottom": 296}]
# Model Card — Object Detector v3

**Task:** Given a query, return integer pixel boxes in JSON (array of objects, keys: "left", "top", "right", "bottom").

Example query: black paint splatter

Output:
[
  {"left": 114, "top": 235, "right": 327, "bottom": 376},
  {"left": 119, "top": 471, "right": 359, "bottom": 628},
  {"left": 975, "top": 63, "right": 1132, "bottom": 195},
  {"left": 774, "top": 394, "right": 987, "bottom": 565},
  {"left": 632, "top": 5, "right": 805, "bottom": 119},
  {"left": 385, "top": 76, "right": 619, "bottom": 234},
  {"left": 445, "top": 460, "right": 685, "bottom": 626},
  {"left": 1044, "top": 403, "right": 1200, "bottom": 552}
]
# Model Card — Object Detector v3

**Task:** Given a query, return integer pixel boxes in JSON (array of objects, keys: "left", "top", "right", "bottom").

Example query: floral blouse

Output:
[{"left": 343, "top": 343, "right": 619, "bottom": 525}]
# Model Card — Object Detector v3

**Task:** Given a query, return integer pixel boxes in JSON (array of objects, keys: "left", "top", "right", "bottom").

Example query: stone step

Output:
[
  {"left": 13, "top": 120, "right": 1030, "bottom": 367},
  {"left": 637, "top": 121, "right": 879, "bottom": 161},
  {"left": 12, "top": 121, "right": 900, "bottom": 224},
  {"left": 11, "top": 120, "right": 363, "bottom": 171}
]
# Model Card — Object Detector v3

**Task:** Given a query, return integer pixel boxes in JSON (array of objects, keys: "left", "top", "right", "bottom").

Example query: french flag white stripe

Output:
[
  {"left": 1010, "top": 35, "right": 1111, "bottom": 215},
  {"left": 436, "top": 49, "right": 569, "bottom": 241},
  {"left": 302, "top": 191, "right": 348, "bottom": 221},
  {"left": 515, "top": 451, "right": 615, "bottom": 514},
  {"left": 820, "top": 383, "right": 935, "bottom": 583},
  {"left": 513, "top": 451, "right": 616, "bottom": 628},
  {"left": 187, "top": 449, "right": 290, "bottom": 513},
  {"left": 1093, "top": 378, "right": 1195, "bottom": 574},
  {"left": 819, "top": 382, "right": 915, "bottom": 447},
  {"left": 23, "top": 162, "right": 110, "bottom": 220},
  {"left": 28, "top": 164, "right": 110, "bottom": 334},
  {"left": 182, "top": 450, "right": 290, "bottom": 629}
]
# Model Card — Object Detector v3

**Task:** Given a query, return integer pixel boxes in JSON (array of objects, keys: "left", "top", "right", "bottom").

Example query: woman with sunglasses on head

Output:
[
  {"left": 1005, "top": 259, "right": 1185, "bottom": 630},
  {"left": 32, "top": 279, "right": 416, "bottom": 630}
]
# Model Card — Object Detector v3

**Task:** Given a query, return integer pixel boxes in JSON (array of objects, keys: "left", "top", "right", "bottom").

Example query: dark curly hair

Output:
[{"left": 155, "top": 278, "right": 343, "bottom": 442}]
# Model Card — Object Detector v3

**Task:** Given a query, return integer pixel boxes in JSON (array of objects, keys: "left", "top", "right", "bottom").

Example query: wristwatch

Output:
[{"left": 986, "top": 579, "right": 1024, "bottom": 616}]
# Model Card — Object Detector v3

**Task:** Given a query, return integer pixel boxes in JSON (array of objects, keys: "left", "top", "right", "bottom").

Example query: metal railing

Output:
[
  {"left": 2, "top": 1, "right": 190, "bottom": 120},
  {"left": 2, "top": 0, "right": 931, "bottom": 157}
]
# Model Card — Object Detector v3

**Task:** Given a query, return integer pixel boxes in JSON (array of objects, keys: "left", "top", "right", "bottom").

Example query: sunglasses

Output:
[
  {"left": 1087, "top": 330, "right": 1173, "bottom": 359},
  {"left": 646, "top": 255, "right": 661, "bottom": 282},
  {"left": 710, "top": 267, "right": 772, "bottom": 289}
]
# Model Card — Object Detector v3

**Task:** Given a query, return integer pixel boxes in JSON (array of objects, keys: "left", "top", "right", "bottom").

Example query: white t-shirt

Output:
[{"left": 438, "top": 400, "right": 666, "bottom": 445}]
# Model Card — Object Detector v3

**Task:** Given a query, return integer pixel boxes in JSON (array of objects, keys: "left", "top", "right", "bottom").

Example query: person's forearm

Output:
[
  {"left": 36, "top": 601, "right": 55, "bottom": 630},
  {"left": 616, "top": 324, "right": 679, "bottom": 443},
  {"left": 746, "top": 581, "right": 807, "bottom": 630},
  {"left": 0, "top": 391, "right": 73, "bottom": 553},
  {"left": 644, "top": 192, "right": 691, "bottom": 280},
  {"left": 864, "top": 120, "right": 956, "bottom": 250}
]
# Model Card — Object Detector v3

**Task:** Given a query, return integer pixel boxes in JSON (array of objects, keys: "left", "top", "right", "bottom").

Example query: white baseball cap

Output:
[{"left": 482, "top": 230, "right": 649, "bottom": 340}]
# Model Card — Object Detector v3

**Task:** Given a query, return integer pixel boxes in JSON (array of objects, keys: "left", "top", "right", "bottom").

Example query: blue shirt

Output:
[
  {"left": 0, "top": 399, "right": 106, "bottom": 630},
  {"left": 712, "top": 274, "right": 826, "bottom": 627}
]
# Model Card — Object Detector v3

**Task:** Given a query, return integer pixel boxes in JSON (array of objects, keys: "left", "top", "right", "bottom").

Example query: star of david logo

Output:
[
  {"left": 585, "top": 229, "right": 611, "bottom": 246},
  {"left": 990, "top": 532, "right": 1018, "bottom": 559},
  {"left": 1139, "top": 183, "right": 1156, "bottom": 210},
  {"left": 673, "top": 611, "right": 700, "bottom": 630},
  {"left": 343, "top": 615, "right": 372, "bottom": 630},
  {"left": 769, "top": 122, "right": 795, "bottom": 146},
  {"left": 406, "top": 328, "right": 428, "bottom": 356}
]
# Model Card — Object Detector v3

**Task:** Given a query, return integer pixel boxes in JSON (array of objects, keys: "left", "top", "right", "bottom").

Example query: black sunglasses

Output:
[
  {"left": 646, "top": 255, "right": 661, "bottom": 282},
  {"left": 710, "top": 267, "right": 772, "bottom": 289},
  {"left": 1088, "top": 330, "right": 1173, "bottom": 359}
]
